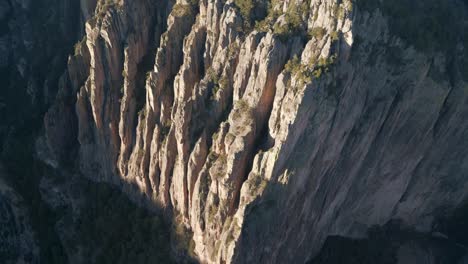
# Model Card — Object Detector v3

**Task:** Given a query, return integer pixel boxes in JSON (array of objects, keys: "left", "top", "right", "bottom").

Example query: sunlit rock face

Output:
[{"left": 42, "top": 0, "right": 468, "bottom": 263}]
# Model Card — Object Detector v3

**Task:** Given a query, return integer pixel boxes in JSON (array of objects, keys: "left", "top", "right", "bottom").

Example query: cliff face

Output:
[{"left": 44, "top": 0, "right": 468, "bottom": 263}]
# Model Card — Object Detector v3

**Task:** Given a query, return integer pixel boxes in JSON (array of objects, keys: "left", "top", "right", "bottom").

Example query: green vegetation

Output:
[
  {"left": 136, "top": 148, "right": 146, "bottom": 159},
  {"left": 212, "top": 78, "right": 222, "bottom": 96},
  {"left": 308, "top": 27, "right": 326, "bottom": 40},
  {"left": 312, "top": 9, "right": 319, "bottom": 21},
  {"left": 172, "top": 3, "right": 193, "bottom": 17},
  {"left": 284, "top": 55, "right": 302, "bottom": 75},
  {"left": 207, "top": 67, "right": 218, "bottom": 84},
  {"left": 207, "top": 204, "right": 218, "bottom": 222},
  {"left": 254, "top": 1, "right": 281, "bottom": 32},
  {"left": 97, "top": 0, "right": 117, "bottom": 18},
  {"left": 330, "top": 30, "right": 340, "bottom": 41},
  {"left": 249, "top": 173, "right": 268, "bottom": 194},
  {"left": 73, "top": 36, "right": 86, "bottom": 56},
  {"left": 234, "top": 99, "right": 251, "bottom": 117},
  {"left": 207, "top": 68, "right": 223, "bottom": 99},
  {"left": 211, "top": 154, "right": 227, "bottom": 180},
  {"left": 212, "top": 131, "right": 219, "bottom": 143},
  {"left": 284, "top": 54, "right": 337, "bottom": 87},
  {"left": 234, "top": 0, "right": 255, "bottom": 27},
  {"left": 227, "top": 42, "right": 240, "bottom": 59},
  {"left": 273, "top": 3, "right": 304, "bottom": 40},
  {"left": 332, "top": 2, "right": 346, "bottom": 20},
  {"left": 206, "top": 66, "right": 229, "bottom": 100},
  {"left": 254, "top": 1, "right": 305, "bottom": 41},
  {"left": 219, "top": 75, "right": 229, "bottom": 91},
  {"left": 234, "top": 0, "right": 270, "bottom": 29},
  {"left": 121, "top": 68, "right": 128, "bottom": 79}
]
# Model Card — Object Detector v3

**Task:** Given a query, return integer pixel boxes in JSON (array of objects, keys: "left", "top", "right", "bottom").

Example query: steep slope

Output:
[
  {"left": 44, "top": 0, "right": 468, "bottom": 263},
  {"left": 0, "top": 1, "right": 179, "bottom": 263},
  {"left": 0, "top": 0, "right": 89, "bottom": 262},
  {"left": 0, "top": 164, "right": 38, "bottom": 263}
]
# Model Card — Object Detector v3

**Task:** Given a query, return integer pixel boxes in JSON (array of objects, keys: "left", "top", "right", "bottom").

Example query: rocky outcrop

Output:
[{"left": 45, "top": 0, "right": 468, "bottom": 263}]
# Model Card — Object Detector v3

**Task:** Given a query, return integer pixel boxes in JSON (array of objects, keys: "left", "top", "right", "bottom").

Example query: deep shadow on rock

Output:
[{"left": 308, "top": 221, "right": 467, "bottom": 264}]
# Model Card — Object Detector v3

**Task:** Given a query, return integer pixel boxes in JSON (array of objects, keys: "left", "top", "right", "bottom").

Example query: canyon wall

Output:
[{"left": 44, "top": 0, "right": 468, "bottom": 263}]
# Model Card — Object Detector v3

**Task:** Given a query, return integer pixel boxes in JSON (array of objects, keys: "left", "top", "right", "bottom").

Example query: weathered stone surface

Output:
[{"left": 43, "top": 0, "right": 468, "bottom": 263}]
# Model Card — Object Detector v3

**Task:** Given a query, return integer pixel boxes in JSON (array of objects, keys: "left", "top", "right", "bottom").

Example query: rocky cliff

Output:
[{"left": 41, "top": 0, "right": 468, "bottom": 263}]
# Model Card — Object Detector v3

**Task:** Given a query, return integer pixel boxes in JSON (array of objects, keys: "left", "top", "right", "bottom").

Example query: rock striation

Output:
[{"left": 44, "top": 0, "right": 468, "bottom": 263}]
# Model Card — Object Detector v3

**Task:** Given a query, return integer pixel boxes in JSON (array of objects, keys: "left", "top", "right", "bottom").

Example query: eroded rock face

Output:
[{"left": 46, "top": 0, "right": 468, "bottom": 263}]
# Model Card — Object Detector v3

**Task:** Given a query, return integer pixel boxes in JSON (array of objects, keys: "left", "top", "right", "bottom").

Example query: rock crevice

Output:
[{"left": 44, "top": 0, "right": 468, "bottom": 263}]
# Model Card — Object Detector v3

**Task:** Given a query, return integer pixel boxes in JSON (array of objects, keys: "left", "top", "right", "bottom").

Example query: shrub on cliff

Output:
[
  {"left": 308, "top": 27, "right": 326, "bottom": 40},
  {"left": 235, "top": 0, "right": 269, "bottom": 29},
  {"left": 273, "top": 3, "right": 304, "bottom": 41}
]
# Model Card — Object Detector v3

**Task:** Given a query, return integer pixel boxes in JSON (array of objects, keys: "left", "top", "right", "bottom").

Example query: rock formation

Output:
[{"left": 9, "top": 0, "right": 468, "bottom": 263}]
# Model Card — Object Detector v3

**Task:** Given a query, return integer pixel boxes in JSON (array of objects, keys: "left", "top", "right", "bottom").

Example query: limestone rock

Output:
[{"left": 44, "top": 0, "right": 468, "bottom": 263}]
